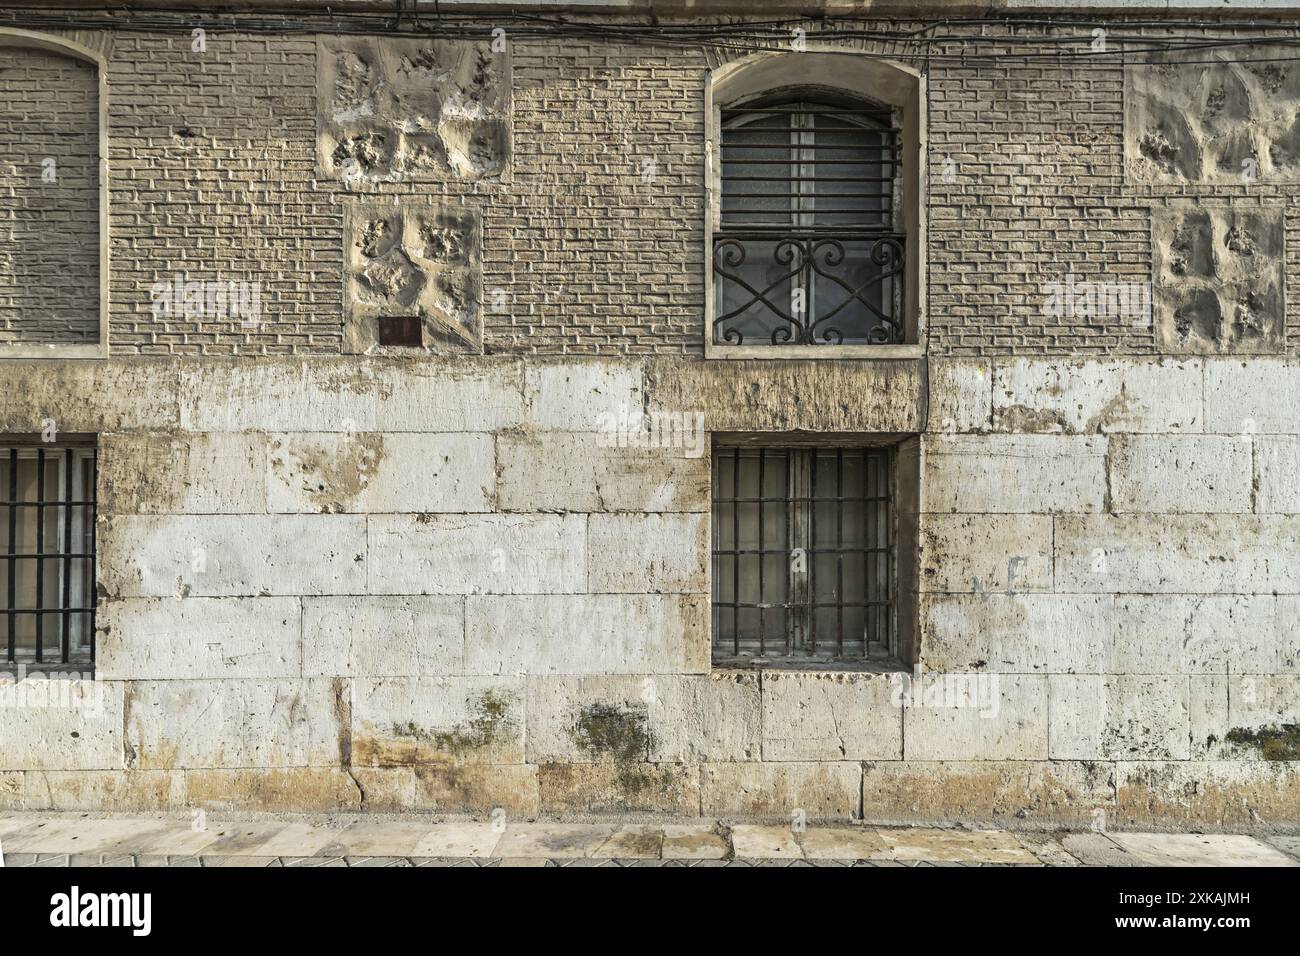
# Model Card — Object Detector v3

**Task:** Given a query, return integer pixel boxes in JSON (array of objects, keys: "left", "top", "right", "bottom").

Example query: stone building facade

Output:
[{"left": 0, "top": 2, "right": 1298, "bottom": 829}]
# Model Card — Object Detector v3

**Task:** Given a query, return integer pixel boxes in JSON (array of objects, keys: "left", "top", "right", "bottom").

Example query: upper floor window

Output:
[
  {"left": 715, "top": 94, "right": 903, "bottom": 347},
  {"left": 706, "top": 54, "right": 924, "bottom": 356}
]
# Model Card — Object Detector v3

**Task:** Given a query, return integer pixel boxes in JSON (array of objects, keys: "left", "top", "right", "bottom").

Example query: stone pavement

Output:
[{"left": 0, "top": 813, "right": 1297, "bottom": 867}]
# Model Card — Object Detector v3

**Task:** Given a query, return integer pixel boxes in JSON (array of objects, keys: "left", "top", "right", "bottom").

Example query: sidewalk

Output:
[{"left": 2, "top": 813, "right": 1298, "bottom": 867}]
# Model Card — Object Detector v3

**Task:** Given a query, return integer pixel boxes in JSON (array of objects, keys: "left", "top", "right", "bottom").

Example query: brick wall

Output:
[{"left": 0, "top": 45, "right": 99, "bottom": 345}]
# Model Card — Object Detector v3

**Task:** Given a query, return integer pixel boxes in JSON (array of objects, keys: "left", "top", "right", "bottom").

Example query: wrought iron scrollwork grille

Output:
[{"left": 715, "top": 98, "right": 905, "bottom": 346}]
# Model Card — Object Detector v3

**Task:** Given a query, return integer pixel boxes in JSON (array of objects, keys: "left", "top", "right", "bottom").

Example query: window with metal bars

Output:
[
  {"left": 711, "top": 446, "right": 894, "bottom": 667},
  {"left": 1, "top": 443, "right": 97, "bottom": 668},
  {"left": 713, "top": 93, "right": 905, "bottom": 347}
]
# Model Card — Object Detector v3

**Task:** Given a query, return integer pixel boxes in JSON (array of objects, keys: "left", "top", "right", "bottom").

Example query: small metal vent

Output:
[{"left": 377, "top": 315, "right": 423, "bottom": 347}]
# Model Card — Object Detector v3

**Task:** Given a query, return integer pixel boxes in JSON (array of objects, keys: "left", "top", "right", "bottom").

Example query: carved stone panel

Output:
[
  {"left": 344, "top": 201, "right": 482, "bottom": 354},
  {"left": 318, "top": 36, "right": 510, "bottom": 185}
]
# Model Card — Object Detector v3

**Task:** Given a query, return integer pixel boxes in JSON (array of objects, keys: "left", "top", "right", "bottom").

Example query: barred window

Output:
[
  {"left": 713, "top": 94, "right": 904, "bottom": 347},
  {"left": 712, "top": 446, "right": 894, "bottom": 667},
  {"left": 1, "top": 444, "right": 96, "bottom": 667}
]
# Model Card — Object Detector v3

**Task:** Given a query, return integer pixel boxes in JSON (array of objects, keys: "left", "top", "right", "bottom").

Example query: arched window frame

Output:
[
  {"left": 705, "top": 51, "right": 925, "bottom": 358},
  {"left": 0, "top": 28, "right": 109, "bottom": 359}
]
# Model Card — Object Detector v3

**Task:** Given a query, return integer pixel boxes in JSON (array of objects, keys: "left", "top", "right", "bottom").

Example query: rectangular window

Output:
[
  {"left": 1, "top": 443, "right": 97, "bottom": 668},
  {"left": 711, "top": 445, "right": 894, "bottom": 667}
]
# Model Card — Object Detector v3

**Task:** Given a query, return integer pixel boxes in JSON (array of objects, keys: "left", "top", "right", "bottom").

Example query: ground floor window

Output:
[
  {"left": 1, "top": 443, "right": 96, "bottom": 667},
  {"left": 711, "top": 444, "right": 894, "bottom": 667}
]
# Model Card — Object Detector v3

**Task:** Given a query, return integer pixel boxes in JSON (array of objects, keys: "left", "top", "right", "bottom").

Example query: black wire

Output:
[{"left": 5, "top": 6, "right": 1300, "bottom": 65}]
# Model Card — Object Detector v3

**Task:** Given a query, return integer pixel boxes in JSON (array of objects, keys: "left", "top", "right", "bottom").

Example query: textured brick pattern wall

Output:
[
  {"left": 0, "top": 45, "right": 99, "bottom": 344},
  {"left": 8, "top": 23, "right": 1299, "bottom": 356}
]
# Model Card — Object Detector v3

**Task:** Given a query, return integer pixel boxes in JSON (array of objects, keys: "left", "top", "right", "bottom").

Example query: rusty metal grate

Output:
[
  {"left": 1, "top": 444, "right": 97, "bottom": 668},
  {"left": 711, "top": 446, "right": 894, "bottom": 666}
]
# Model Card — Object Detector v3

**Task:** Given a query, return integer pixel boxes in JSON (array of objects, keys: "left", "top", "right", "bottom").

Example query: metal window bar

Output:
[
  {"left": 1, "top": 445, "right": 97, "bottom": 668},
  {"left": 711, "top": 446, "right": 894, "bottom": 666},
  {"left": 715, "top": 98, "right": 905, "bottom": 346}
]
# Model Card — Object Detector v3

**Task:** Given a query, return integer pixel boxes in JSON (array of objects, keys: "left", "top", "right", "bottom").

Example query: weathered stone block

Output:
[
  {"left": 0, "top": 361, "right": 179, "bottom": 433},
  {"left": 761, "top": 671, "right": 902, "bottom": 761},
  {"left": 586, "top": 512, "right": 708, "bottom": 593},
  {"left": 496, "top": 432, "right": 709, "bottom": 513},
  {"left": 1205, "top": 359, "right": 1300, "bottom": 435},
  {"left": 537, "top": 762, "right": 701, "bottom": 815},
  {"left": 1049, "top": 675, "right": 1190, "bottom": 760},
  {"left": 919, "top": 514, "right": 1053, "bottom": 594},
  {"left": 927, "top": 358, "right": 992, "bottom": 433},
  {"left": 343, "top": 202, "right": 483, "bottom": 353},
  {"left": 993, "top": 358, "right": 1203, "bottom": 434},
  {"left": 97, "top": 597, "right": 301, "bottom": 680},
  {"left": 523, "top": 361, "right": 643, "bottom": 431},
  {"left": 1191, "top": 675, "right": 1300, "bottom": 760},
  {"left": 903, "top": 674, "right": 1049, "bottom": 761},
  {"left": 267, "top": 432, "right": 494, "bottom": 513},
  {"left": 99, "top": 432, "right": 267, "bottom": 515},
  {"left": 1108, "top": 434, "right": 1252, "bottom": 513},
  {"left": 184, "top": 768, "right": 361, "bottom": 812},
  {"left": 0, "top": 770, "right": 181, "bottom": 812},
  {"left": 352, "top": 676, "right": 524, "bottom": 766},
  {"left": 525, "top": 673, "right": 761, "bottom": 764},
  {"left": 178, "top": 359, "right": 525, "bottom": 433},
  {"left": 317, "top": 36, "right": 510, "bottom": 183},
  {"left": 700, "top": 762, "right": 861, "bottom": 819},
  {"left": 1254, "top": 436, "right": 1300, "bottom": 513},
  {"left": 646, "top": 358, "right": 924, "bottom": 433},
  {"left": 921, "top": 593, "right": 1109, "bottom": 674},
  {"left": 0, "top": 678, "right": 124, "bottom": 770},
  {"left": 301, "top": 595, "right": 464, "bottom": 677},
  {"left": 1116, "top": 761, "right": 1300, "bottom": 827},
  {"left": 861, "top": 760, "right": 1115, "bottom": 827},
  {"left": 924, "top": 434, "right": 1106, "bottom": 513},
  {"left": 465, "top": 594, "right": 708, "bottom": 675},
  {"left": 353, "top": 764, "right": 539, "bottom": 815},
  {"left": 1152, "top": 206, "right": 1284, "bottom": 354},
  {"left": 100, "top": 514, "right": 367, "bottom": 597},
  {"left": 368, "top": 513, "right": 585, "bottom": 595},
  {"left": 123, "top": 679, "right": 346, "bottom": 769},
  {"left": 1054, "top": 514, "right": 1300, "bottom": 594}
]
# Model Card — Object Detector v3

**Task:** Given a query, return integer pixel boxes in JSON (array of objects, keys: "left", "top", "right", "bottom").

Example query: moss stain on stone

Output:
[
  {"left": 569, "top": 702, "right": 651, "bottom": 763},
  {"left": 389, "top": 690, "right": 514, "bottom": 756},
  {"left": 1225, "top": 724, "right": 1300, "bottom": 761}
]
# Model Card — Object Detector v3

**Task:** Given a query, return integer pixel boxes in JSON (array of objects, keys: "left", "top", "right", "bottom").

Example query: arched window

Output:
[
  {"left": 715, "top": 93, "right": 903, "bottom": 346},
  {"left": 706, "top": 54, "right": 923, "bottom": 355},
  {"left": 0, "top": 29, "right": 107, "bottom": 356}
]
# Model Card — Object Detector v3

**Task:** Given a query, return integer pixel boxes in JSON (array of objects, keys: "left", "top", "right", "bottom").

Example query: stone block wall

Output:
[
  {"left": 0, "top": 354, "right": 1294, "bottom": 829},
  {"left": 0, "top": 15, "right": 1297, "bottom": 829}
]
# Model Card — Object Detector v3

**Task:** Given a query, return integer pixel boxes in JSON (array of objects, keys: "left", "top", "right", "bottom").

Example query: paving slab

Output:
[
  {"left": 879, "top": 828, "right": 1039, "bottom": 864},
  {"left": 595, "top": 826, "right": 664, "bottom": 859},
  {"left": 1264, "top": 836, "right": 1300, "bottom": 862},
  {"left": 799, "top": 826, "right": 891, "bottom": 860},
  {"left": 1061, "top": 833, "right": 1139, "bottom": 866},
  {"left": 1110, "top": 833, "right": 1300, "bottom": 867},
  {"left": 662, "top": 824, "right": 728, "bottom": 860},
  {"left": 411, "top": 822, "right": 503, "bottom": 858},
  {"left": 97, "top": 822, "right": 223, "bottom": 856},
  {"left": 4, "top": 818, "right": 158, "bottom": 854},
  {"left": 730, "top": 825, "right": 802, "bottom": 859},
  {"left": 492, "top": 824, "right": 618, "bottom": 859},
  {"left": 1015, "top": 832, "right": 1080, "bottom": 867},
  {"left": 313, "top": 822, "right": 438, "bottom": 857}
]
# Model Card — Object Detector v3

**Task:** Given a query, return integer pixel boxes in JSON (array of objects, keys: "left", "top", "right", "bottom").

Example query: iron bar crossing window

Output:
[
  {"left": 714, "top": 95, "right": 904, "bottom": 347},
  {"left": 1, "top": 443, "right": 96, "bottom": 668},
  {"left": 712, "top": 446, "right": 894, "bottom": 666}
]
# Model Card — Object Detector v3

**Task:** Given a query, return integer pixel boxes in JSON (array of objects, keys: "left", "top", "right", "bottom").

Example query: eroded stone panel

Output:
[
  {"left": 344, "top": 201, "right": 483, "bottom": 353},
  {"left": 317, "top": 37, "right": 509, "bottom": 184},
  {"left": 1152, "top": 206, "right": 1284, "bottom": 354},
  {"left": 1127, "top": 51, "right": 1300, "bottom": 184}
]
